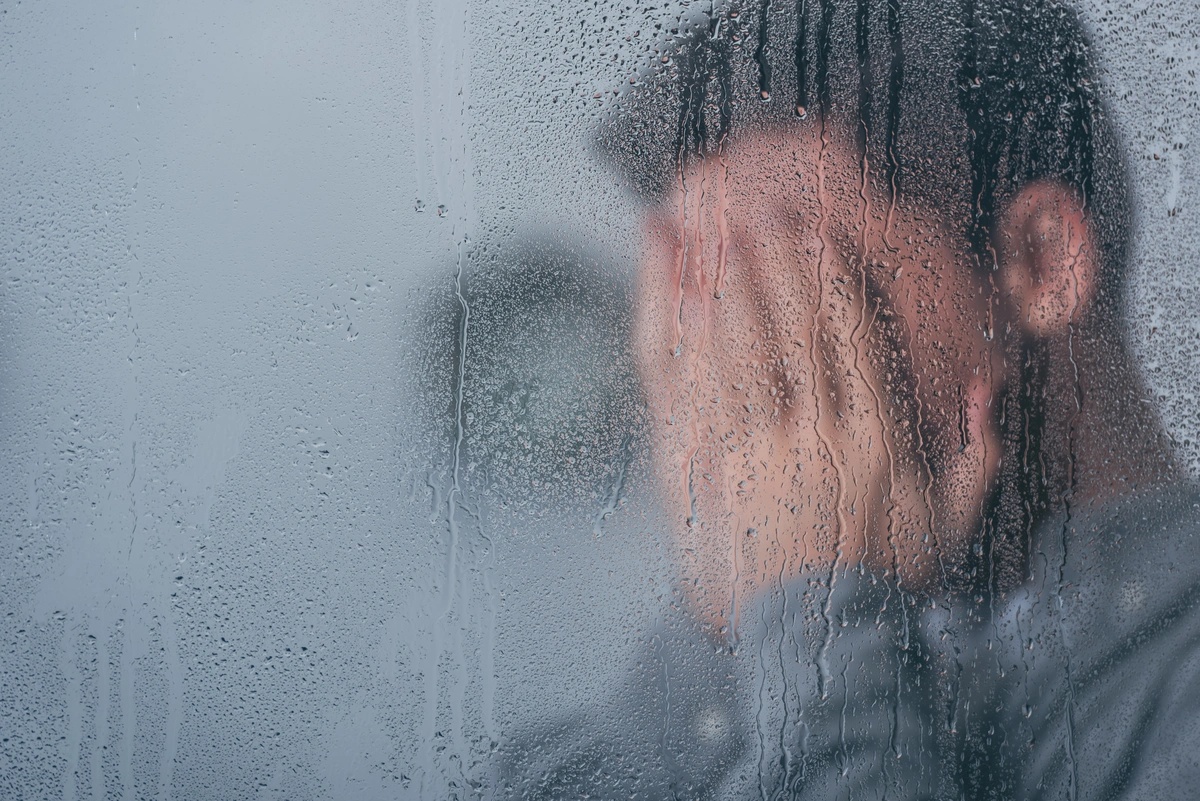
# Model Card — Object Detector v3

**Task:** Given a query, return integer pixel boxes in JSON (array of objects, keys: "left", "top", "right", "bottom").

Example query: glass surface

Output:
[{"left": 1, "top": 1, "right": 1198, "bottom": 799}]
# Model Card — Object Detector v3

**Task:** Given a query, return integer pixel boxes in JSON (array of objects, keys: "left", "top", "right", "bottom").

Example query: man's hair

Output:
[
  {"left": 596, "top": 0, "right": 1131, "bottom": 319},
  {"left": 597, "top": 0, "right": 1136, "bottom": 592}
]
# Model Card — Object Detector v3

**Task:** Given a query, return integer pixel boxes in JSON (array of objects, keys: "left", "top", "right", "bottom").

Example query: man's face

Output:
[{"left": 636, "top": 125, "right": 1006, "bottom": 625}]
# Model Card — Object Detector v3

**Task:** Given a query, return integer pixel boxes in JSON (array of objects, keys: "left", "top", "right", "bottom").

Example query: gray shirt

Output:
[{"left": 494, "top": 485, "right": 1200, "bottom": 799}]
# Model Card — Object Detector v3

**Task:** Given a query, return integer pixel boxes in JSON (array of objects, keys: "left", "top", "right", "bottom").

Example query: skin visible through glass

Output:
[{"left": 634, "top": 122, "right": 1121, "bottom": 632}]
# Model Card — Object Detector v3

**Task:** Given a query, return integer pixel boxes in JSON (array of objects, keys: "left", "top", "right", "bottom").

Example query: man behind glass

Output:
[{"left": 495, "top": 0, "right": 1200, "bottom": 797}]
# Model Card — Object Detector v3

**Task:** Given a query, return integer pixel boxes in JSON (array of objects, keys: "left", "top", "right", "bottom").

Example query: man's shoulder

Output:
[
  {"left": 995, "top": 483, "right": 1200, "bottom": 799},
  {"left": 1064, "top": 483, "right": 1200, "bottom": 645},
  {"left": 488, "top": 613, "right": 747, "bottom": 800}
]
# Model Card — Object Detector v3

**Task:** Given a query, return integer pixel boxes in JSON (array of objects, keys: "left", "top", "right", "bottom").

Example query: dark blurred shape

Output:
[{"left": 417, "top": 237, "right": 643, "bottom": 510}]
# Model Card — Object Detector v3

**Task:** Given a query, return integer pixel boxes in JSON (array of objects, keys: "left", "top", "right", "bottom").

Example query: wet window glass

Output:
[{"left": 2, "top": 1, "right": 1199, "bottom": 798}]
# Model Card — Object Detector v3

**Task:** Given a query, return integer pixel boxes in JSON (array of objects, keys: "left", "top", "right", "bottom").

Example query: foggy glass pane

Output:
[{"left": 1, "top": 1, "right": 1198, "bottom": 799}]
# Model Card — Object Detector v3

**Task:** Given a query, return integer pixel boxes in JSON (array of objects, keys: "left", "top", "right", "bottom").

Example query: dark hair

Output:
[
  {"left": 596, "top": 0, "right": 1136, "bottom": 593},
  {"left": 595, "top": 0, "right": 1131, "bottom": 318}
]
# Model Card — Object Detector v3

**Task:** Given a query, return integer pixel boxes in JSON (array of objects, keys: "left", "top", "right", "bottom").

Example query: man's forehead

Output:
[
  {"left": 655, "top": 127, "right": 917, "bottom": 232},
  {"left": 719, "top": 124, "right": 858, "bottom": 171}
]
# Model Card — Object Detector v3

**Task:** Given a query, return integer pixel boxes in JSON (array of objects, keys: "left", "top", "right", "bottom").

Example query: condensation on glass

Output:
[{"left": 0, "top": 0, "right": 1197, "bottom": 799}]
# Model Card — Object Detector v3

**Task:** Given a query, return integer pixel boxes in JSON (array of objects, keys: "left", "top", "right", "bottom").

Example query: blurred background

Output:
[{"left": 0, "top": 0, "right": 1196, "bottom": 798}]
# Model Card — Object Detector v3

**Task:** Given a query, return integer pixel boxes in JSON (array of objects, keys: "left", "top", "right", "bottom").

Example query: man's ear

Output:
[{"left": 995, "top": 180, "right": 1098, "bottom": 338}]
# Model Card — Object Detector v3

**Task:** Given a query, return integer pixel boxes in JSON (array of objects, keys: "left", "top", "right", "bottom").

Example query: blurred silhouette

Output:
[{"left": 469, "top": 1, "right": 1200, "bottom": 797}]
